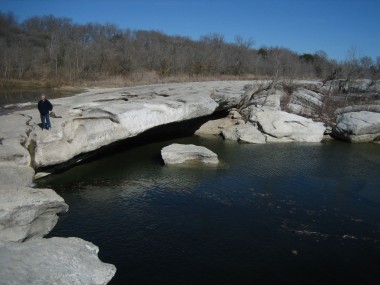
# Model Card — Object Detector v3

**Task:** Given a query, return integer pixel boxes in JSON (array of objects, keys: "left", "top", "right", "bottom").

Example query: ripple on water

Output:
[{"left": 39, "top": 138, "right": 380, "bottom": 285}]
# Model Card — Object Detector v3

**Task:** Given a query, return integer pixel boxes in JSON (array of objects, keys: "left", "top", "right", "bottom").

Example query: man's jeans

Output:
[{"left": 40, "top": 113, "right": 51, "bottom": 129}]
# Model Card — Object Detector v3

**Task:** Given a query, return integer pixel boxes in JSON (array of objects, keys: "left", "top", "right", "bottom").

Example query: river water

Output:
[
  {"left": 0, "top": 88, "right": 82, "bottom": 115},
  {"left": 37, "top": 136, "right": 380, "bottom": 285}
]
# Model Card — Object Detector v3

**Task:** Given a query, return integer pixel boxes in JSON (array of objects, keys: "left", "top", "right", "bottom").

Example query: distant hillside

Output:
[{"left": 0, "top": 11, "right": 379, "bottom": 86}]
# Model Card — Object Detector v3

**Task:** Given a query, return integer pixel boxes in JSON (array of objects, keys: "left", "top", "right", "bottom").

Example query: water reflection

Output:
[
  {"left": 0, "top": 88, "right": 83, "bottom": 114},
  {"left": 38, "top": 137, "right": 380, "bottom": 285}
]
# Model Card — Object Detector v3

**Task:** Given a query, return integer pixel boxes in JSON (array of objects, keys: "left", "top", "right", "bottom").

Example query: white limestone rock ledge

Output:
[
  {"left": 161, "top": 144, "right": 219, "bottom": 165},
  {"left": 0, "top": 185, "right": 68, "bottom": 242},
  {"left": 21, "top": 81, "right": 252, "bottom": 169},
  {"left": 0, "top": 237, "right": 116, "bottom": 285},
  {"left": 250, "top": 110, "right": 326, "bottom": 143},
  {"left": 0, "top": 114, "right": 35, "bottom": 186}
]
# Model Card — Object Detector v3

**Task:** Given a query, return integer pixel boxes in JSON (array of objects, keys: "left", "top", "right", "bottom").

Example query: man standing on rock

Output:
[{"left": 38, "top": 95, "right": 53, "bottom": 130}]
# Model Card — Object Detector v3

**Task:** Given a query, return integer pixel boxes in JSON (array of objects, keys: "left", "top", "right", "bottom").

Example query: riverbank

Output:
[
  {"left": 0, "top": 75, "right": 256, "bottom": 91},
  {"left": 0, "top": 82, "right": 85, "bottom": 115},
  {"left": 0, "top": 75, "right": 257, "bottom": 113},
  {"left": 0, "top": 80, "right": 379, "bottom": 284}
]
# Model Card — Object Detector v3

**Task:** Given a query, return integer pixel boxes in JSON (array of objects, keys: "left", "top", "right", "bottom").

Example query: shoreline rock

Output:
[
  {"left": 194, "top": 108, "right": 245, "bottom": 137},
  {"left": 194, "top": 117, "right": 241, "bottom": 136},
  {"left": 195, "top": 109, "right": 266, "bottom": 144},
  {"left": 0, "top": 185, "right": 68, "bottom": 242},
  {"left": 222, "top": 124, "right": 266, "bottom": 144},
  {"left": 236, "top": 124, "right": 267, "bottom": 144},
  {"left": 250, "top": 110, "right": 326, "bottom": 143},
  {"left": 3, "top": 80, "right": 375, "bottom": 175},
  {"left": 0, "top": 237, "right": 116, "bottom": 285},
  {"left": 333, "top": 109, "right": 380, "bottom": 143},
  {"left": 0, "top": 89, "right": 121, "bottom": 283}
]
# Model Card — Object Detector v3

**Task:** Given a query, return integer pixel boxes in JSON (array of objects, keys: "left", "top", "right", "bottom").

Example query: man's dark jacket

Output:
[{"left": 38, "top": 99, "right": 53, "bottom": 115}]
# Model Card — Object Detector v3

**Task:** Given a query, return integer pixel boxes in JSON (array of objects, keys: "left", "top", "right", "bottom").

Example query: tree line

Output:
[{"left": 1, "top": 12, "right": 379, "bottom": 85}]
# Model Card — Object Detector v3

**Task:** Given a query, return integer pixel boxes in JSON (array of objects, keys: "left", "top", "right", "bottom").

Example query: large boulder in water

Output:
[
  {"left": 250, "top": 110, "right": 325, "bottom": 142},
  {"left": 0, "top": 237, "right": 116, "bottom": 285},
  {"left": 0, "top": 185, "right": 68, "bottom": 242},
  {"left": 161, "top": 144, "right": 219, "bottom": 165},
  {"left": 333, "top": 107, "right": 380, "bottom": 142}
]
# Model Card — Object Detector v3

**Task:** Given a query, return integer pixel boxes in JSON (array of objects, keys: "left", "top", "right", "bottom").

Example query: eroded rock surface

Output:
[
  {"left": 0, "top": 114, "right": 35, "bottom": 186},
  {"left": 236, "top": 124, "right": 267, "bottom": 144},
  {"left": 251, "top": 110, "right": 326, "bottom": 142},
  {"left": 287, "top": 89, "right": 324, "bottom": 117},
  {"left": 161, "top": 144, "right": 219, "bottom": 164},
  {"left": 18, "top": 82, "right": 250, "bottom": 168},
  {"left": 0, "top": 165, "right": 34, "bottom": 186},
  {"left": 195, "top": 118, "right": 239, "bottom": 136},
  {"left": 0, "top": 185, "right": 68, "bottom": 242},
  {"left": 222, "top": 124, "right": 266, "bottom": 144},
  {"left": 333, "top": 106, "right": 380, "bottom": 142},
  {"left": 0, "top": 237, "right": 116, "bottom": 285},
  {"left": 195, "top": 109, "right": 245, "bottom": 136}
]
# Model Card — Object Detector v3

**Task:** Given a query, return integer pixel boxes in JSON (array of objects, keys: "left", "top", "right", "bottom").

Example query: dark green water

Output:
[{"left": 38, "top": 137, "right": 380, "bottom": 285}]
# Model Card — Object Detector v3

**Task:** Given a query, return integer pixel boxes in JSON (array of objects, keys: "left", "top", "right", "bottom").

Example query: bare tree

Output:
[{"left": 0, "top": 12, "right": 378, "bottom": 85}]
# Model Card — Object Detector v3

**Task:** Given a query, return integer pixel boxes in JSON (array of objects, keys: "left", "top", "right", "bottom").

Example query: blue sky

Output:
[{"left": 2, "top": 0, "right": 379, "bottom": 61}]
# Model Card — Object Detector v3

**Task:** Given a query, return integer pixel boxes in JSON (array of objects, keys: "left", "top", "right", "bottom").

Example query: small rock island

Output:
[{"left": 161, "top": 144, "right": 219, "bottom": 165}]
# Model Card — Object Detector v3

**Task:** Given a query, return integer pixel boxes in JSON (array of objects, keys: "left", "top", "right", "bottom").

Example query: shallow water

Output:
[{"left": 38, "top": 137, "right": 380, "bottom": 285}]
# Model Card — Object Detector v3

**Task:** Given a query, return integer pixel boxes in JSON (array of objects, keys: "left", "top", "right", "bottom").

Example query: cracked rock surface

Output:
[
  {"left": 0, "top": 185, "right": 68, "bottom": 242},
  {"left": 0, "top": 237, "right": 116, "bottom": 285},
  {"left": 0, "top": 92, "right": 115, "bottom": 284},
  {"left": 18, "top": 81, "right": 250, "bottom": 168},
  {"left": 333, "top": 106, "right": 380, "bottom": 142}
]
